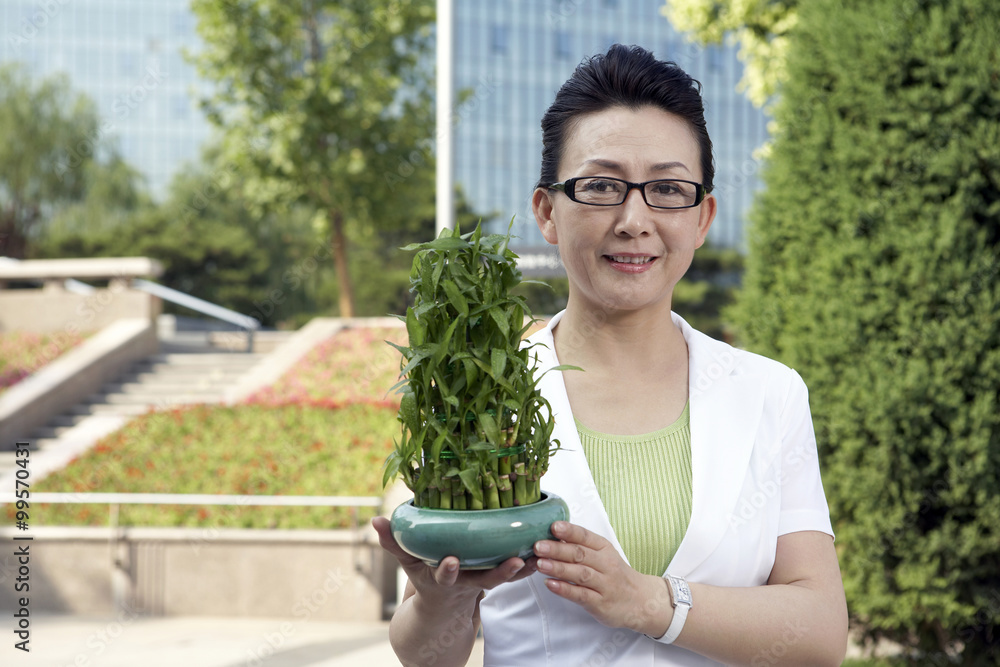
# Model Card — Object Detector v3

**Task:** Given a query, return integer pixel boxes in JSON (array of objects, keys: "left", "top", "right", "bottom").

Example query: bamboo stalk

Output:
[
  {"left": 438, "top": 478, "right": 452, "bottom": 509},
  {"left": 469, "top": 475, "right": 484, "bottom": 510},
  {"left": 498, "top": 455, "right": 514, "bottom": 507},
  {"left": 485, "top": 472, "right": 501, "bottom": 509},
  {"left": 514, "top": 461, "right": 528, "bottom": 507},
  {"left": 452, "top": 485, "right": 467, "bottom": 510}
]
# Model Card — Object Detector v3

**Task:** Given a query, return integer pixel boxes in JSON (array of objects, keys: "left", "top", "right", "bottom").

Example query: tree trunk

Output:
[{"left": 329, "top": 208, "right": 355, "bottom": 317}]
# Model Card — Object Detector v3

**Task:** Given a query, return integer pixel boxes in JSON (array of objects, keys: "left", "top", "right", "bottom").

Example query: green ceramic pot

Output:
[{"left": 390, "top": 492, "right": 570, "bottom": 569}]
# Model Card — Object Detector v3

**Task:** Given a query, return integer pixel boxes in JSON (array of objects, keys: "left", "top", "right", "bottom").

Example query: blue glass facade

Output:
[
  {"left": 2, "top": 0, "right": 766, "bottom": 250},
  {"left": 1, "top": 0, "right": 212, "bottom": 200}
]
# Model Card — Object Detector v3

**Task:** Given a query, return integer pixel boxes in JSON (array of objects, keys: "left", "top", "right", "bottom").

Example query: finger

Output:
[
  {"left": 544, "top": 576, "right": 600, "bottom": 606},
  {"left": 536, "top": 557, "right": 598, "bottom": 588},
  {"left": 550, "top": 521, "right": 608, "bottom": 550},
  {"left": 433, "top": 556, "right": 462, "bottom": 586},
  {"left": 535, "top": 536, "right": 590, "bottom": 566}
]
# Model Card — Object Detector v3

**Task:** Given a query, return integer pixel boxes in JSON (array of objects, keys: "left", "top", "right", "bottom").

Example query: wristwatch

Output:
[{"left": 648, "top": 574, "right": 692, "bottom": 644}]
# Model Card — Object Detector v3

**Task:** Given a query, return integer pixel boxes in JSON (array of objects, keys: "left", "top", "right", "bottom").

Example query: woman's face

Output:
[{"left": 532, "top": 105, "right": 716, "bottom": 316}]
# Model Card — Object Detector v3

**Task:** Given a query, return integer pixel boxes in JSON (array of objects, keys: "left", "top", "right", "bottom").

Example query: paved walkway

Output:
[{"left": 1, "top": 615, "right": 484, "bottom": 667}]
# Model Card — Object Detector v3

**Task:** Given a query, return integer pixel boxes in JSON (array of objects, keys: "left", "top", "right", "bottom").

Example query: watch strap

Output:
[{"left": 648, "top": 574, "right": 692, "bottom": 645}]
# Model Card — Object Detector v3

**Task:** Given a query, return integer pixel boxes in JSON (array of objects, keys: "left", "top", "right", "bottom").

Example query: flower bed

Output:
[
  {"left": 0, "top": 330, "right": 89, "bottom": 395},
  {"left": 21, "top": 402, "right": 398, "bottom": 529},
  {"left": 246, "top": 326, "right": 407, "bottom": 408}
]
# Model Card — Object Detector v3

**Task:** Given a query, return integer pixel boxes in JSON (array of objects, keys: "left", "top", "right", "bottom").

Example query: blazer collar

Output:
[{"left": 532, "top": 310, "right": 764, "bottom": 578}]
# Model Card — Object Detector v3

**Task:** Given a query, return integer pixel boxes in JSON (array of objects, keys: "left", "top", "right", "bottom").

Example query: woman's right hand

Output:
[{"left": 371, "top": 516, "right": 537, "bottom": 610}]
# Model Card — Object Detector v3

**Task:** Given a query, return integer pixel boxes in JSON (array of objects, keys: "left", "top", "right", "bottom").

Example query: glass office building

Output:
[
  {"left": 3, "top": 0, "right": 767, "bottom": 250},
  {"left": 1, "top": 0, "right": 212, "bottom": 201}
]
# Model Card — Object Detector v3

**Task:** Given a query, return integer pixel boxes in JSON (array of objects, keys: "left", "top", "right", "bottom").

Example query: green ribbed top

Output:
[{"left": 576, "top": 403, "right": 693, "bottom": 577}]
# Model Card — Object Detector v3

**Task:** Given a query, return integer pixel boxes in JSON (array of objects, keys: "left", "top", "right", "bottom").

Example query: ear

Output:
[
  {"left": 694, "top": 193, "right": 717, "bottom": 249},
  {"left": 532, "top": 187, "right": 559, "bottom": 245}
]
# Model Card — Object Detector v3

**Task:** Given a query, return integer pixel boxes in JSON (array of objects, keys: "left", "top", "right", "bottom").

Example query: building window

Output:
[
  {"left": 555, "top": 31, "right": 571, "bottom": 59},
  {"left": 491, "top": 24, "right": 508, "bottom": 54},
  {"left": 171, "top": 94, "right": 189, "bottom": 120}
]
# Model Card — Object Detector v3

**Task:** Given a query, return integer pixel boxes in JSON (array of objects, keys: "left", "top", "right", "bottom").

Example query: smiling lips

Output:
[{"left": 604, "top": 253, "right": 657, "bottom": 273}]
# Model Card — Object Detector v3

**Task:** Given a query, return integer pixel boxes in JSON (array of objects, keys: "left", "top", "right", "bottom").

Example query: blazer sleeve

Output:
[{"left": 776, "top": 370, "right": 835, "bottom": 538}]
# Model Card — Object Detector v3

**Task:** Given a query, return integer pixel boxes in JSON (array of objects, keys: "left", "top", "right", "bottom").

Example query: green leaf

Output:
[
  {"left": 491, "top": 348, "right": 508, "bottom": 380},
  {"left": 489, "top": 306, "right": 511, "bottom": 338},
  {"left": 442, "top": 280, "right": 469, "bottom": 317},
  {"left": 479, "top": 411, "right": 501, "bottom": 445}
]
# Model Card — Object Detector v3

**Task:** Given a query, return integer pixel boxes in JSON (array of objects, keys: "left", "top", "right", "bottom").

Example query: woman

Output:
[{"left": 373, "top": 44, "right": 848, "bottom": 666}]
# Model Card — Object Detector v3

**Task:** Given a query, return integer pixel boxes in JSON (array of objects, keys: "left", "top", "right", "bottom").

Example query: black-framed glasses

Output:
[{"left": 548, "top": 176, "right": 706, "bottom": 209}]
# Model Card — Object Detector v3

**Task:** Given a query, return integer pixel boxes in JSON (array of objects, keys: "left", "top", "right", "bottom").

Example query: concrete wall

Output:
[
  {"left": 0, "top": 287, "right": 160, "bottom": 334},
  {"left": 0, "top": 319, "right": 158, "bottom": 443},
  {"left": 0, "top": 526, "right": 394, "bottom": 621}
]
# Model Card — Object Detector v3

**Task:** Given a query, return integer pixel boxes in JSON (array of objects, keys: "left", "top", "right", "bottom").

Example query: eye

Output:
[
  {"left": 650, "top": 181, "right": 683, "bottom": 196},
  {"left": 579, "top": 178, "right": 624, "bottom": 193}
]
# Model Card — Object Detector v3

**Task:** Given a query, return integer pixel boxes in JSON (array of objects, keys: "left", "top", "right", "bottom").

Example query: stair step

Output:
[
  {"left": 102, "top": 381, "right": 230, "bottom": 394},
  {"left": 31, "top": 425, "right": 75, "bottom": 440},
  {"left": 143, "top": 353, "right": 265, "bottom": 365},
  {"left": 91, "top": 392, "right": 224, "bottom": 406}
]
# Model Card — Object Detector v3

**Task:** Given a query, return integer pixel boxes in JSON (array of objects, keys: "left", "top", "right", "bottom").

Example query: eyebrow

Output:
[{"left": 582, "top": 158, "right": 692, "bottom": 174}]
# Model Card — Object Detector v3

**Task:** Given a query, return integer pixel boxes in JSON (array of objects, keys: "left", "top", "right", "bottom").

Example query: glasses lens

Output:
[
  {"left": 572, "top": 178, "right": 627, "bottom": 205},
  {"left": 645, "top": 180, "right": 699, "bottom": 208}
]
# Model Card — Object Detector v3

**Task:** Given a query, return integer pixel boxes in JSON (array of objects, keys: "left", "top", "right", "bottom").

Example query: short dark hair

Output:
[{"left": 537, "top": 44, "right": 715, "bottom": 193}]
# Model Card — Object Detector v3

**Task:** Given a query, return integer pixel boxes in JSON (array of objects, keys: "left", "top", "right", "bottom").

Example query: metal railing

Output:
[
  {"left": 0, "top": 257, "right": 260, "bottom": 352},
  {"left": 132, "top": 279, "right": 260, "bottom": 352}
]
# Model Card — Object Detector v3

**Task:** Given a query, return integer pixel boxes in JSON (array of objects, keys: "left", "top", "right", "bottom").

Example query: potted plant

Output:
[{"left": 383, "top": 222, "right": 572, "bottom": 569}]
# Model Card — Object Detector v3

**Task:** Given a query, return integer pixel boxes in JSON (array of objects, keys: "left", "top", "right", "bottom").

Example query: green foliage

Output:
[
  {"left": 15, "top": 403, "right": 396, "bottom": 529},
  {"left": 36, "top": 153, "right": 322, "bottom": 328},
  {"left": 0, "top": 63, "right": 128, "bottom": 257},
  {"left": 384, "top": 223, "right": 575, "bottom": 510},
  {"left": 728, "top": 0, "right": 1000, "bottom": 659},
  {"left": 188, "top": 0, "right": 436, "bottom": 317},
  {"left": 661, "top": 0, "right": 799, "bottom": 107}
]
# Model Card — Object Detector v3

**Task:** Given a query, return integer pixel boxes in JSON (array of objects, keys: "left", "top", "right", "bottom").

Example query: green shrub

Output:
[{"left": 728, "top": 0, "right": 1000, "bottom": 660}]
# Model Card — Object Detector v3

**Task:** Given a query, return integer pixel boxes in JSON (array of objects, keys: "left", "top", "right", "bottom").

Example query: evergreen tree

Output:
[{"left": 729, "top": 0, "right": 1000, "bottom": 660}]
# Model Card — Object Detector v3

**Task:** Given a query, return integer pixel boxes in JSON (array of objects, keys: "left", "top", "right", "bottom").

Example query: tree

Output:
[
  {"left": 661, "top": 0, "right": 798, "bottom": 108},
  {"left": 0, "top": 63, "right": 120, "bottom": 258},
  {"left": 189, "top": 0, "right": 436, "bottom": 317},
  {"left": 38, "top": 150, "right": 322, "bottom": 328},
  {"left": 728, "top": 0, "right": 1000, "bottom": 659}
]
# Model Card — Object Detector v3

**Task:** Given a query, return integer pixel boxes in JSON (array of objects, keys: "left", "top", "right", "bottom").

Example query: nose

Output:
[{"left": 614, "top": 187, "right": 653, "bottom": 237}]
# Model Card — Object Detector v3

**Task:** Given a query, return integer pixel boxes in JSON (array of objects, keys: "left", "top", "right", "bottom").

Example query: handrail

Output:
[
  {"left": 0, "top": 492, "right": 380, "bottom": 507},
  {"left": 0, "top": 257, "right": 259, "bottom": 352},
  {"left": 132, "top": 279, "right": 260, "bottom": 352}
]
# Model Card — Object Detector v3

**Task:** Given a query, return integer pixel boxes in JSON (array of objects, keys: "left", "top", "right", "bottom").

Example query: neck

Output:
[{"left": 552, "top": 298, "right": 686, "bottom": 373}]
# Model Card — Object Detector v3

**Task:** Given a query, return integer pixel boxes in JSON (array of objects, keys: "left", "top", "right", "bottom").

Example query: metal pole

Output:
[{"left": 435, "top": 0, "right": 455, "bottom": 236}]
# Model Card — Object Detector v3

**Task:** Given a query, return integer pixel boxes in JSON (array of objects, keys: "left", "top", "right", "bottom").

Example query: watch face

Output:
[{"left": 669, "top": 576, "right": 694, "bottom": 607}]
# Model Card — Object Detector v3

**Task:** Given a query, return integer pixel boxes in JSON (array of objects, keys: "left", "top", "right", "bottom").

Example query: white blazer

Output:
[{"left": 481, "top": 311, "right": 834, "bottom": 666}]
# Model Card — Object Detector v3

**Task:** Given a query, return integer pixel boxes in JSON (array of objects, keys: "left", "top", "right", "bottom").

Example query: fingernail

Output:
[
  {"left": 446, "top": 561, "right": 458, "bottom": 572},
  {"left": 511, "top": 563, "right": 524, "bottom": 575},
  {"left": 552, "top": 521, "right": 566, "bottom": 533},
  {"left": 535, "top": 541, "right": 550, "bottom": 554},
  {"left": 537, "top": 559, "right": 553, "bottom": 572}
]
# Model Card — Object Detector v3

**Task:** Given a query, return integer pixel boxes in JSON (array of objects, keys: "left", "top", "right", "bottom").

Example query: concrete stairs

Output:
[{"left": 0, "top": 329, "right": 294, "bottom": 483}]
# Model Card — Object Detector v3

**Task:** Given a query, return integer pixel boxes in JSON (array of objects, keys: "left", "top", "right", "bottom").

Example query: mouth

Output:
[{"left": 605, "top": 254, "right": 656, "bottom": 265}]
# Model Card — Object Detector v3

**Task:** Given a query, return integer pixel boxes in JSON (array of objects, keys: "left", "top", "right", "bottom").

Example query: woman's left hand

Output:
[{"left": 534, "top": 521, "right": 674, "bottom": 638}]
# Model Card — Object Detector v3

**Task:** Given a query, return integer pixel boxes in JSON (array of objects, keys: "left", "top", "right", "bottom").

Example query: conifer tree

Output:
[{"left": 729, "top": 0, "right": 1000, "bottom": 659}]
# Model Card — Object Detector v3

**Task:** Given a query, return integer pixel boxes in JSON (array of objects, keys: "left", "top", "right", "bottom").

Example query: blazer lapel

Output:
[
  {"left": 530, "top": 313, "right": 630, "bottom": 561},
  {"left": 667, "top": 314, "right": 764, "bottom": 576}
]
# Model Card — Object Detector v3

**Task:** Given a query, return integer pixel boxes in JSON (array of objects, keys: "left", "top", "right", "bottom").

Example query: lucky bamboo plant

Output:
[{"left": 383, "top": 222, "right": 572, "bottom": 510}]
